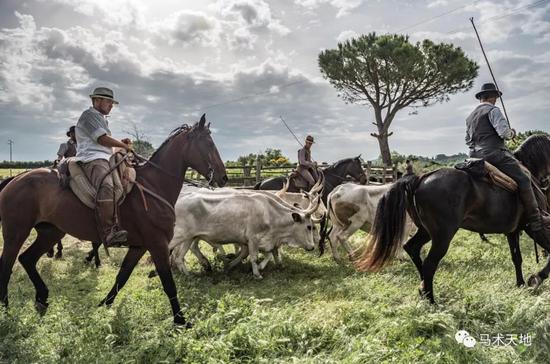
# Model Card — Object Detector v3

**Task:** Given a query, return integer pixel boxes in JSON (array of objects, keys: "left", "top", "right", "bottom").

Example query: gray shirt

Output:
[
  {"left": 75, "top": 107, "right": 113, "bottom": 162},
  {"left": 298, "top": 147, "right": 315, "bottom": 169},
  {"left": 465, "top": 102, "right": 514, "bottom": 148},
  {"left": 57, "top": 139, "right": 77, "bottom": 159}
]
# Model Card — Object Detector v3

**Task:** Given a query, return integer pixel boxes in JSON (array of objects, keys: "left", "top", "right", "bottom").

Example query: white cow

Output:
[
  {"left": 169, "top": 188, "right": 321, "bottom": 279},
  {"left": 326, "top": 183, "right": 416, "bottom": 261}
]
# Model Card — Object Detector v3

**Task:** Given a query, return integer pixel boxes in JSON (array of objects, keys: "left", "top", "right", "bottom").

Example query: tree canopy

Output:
[{"left": 319, "top": 33, "right": 478, "bottom": 165}]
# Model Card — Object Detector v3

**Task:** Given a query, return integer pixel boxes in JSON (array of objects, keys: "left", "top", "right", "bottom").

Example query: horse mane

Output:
[
  {"left": 514, "top": 135, "right": 550, "bottom": 176},
  {"left": 327, "top": 157, "right": 357, "bottom": 171},
  {"left": 149, "top": 122, "right": 210, "bottom": 161}
]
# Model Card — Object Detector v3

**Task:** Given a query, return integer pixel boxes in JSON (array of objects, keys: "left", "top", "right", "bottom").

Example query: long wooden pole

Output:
[{"left": 470, "top": 17, "right": 512, "bottom": 129}]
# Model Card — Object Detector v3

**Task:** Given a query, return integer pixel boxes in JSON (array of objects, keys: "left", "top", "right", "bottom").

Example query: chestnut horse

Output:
[
  {"left": 356, "top": 135, "right": 550, "bottom": 304},
  {"left": 0, "top": 114, "right": 227, "bottom": 326}
]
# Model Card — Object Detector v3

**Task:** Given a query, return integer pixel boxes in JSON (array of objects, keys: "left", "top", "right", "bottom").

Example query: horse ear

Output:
[
  {"left": 199, "top": 114, "right": 206, "bottom": 129},
  {"left": 356, "top": 154, "right": 361, "bottom": 159}
]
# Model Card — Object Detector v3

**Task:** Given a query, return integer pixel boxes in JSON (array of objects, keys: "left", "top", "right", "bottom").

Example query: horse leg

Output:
[
  {"left": 189, "top": 240, "right": 212, "bottom": 272},
  {"left": 54, "top": 240, "right": 63, "bottom": 259},
  {"left": 0, "top": 231, "right": 29, "bottom": 308},
  {"left": 224, "top": 245, "right": 249, "bottom": 272},
  {"left": 99, "top": 247, "right": 146, "bottom": 306},
  {"left": 85, "top": 241, "right": 102, "bottom": 268},
  {"left": 148, "top": 245, "right": 190, "bottom": 327},
  {"left": 506, "top": 232, "right": 525, "bottom": 287},
  {"left": 420, "top": 231, "right": 453, "bottom": 304},
  {"left": 528, "top": 256, "right": 550, "bottom": 289},
  {"left": 403, "top": 228, "right": 431, "bottom": 281},
  {"left": 18, "top": 226, "right": 65, "bottom": 314}
]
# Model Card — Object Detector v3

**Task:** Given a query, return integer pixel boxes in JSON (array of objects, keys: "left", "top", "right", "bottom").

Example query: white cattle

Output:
[
  {"left": 326, "top": 183, "right": 416, "bottom": 261},
  {"left": 169, "top": 188, "right": 321, "bottom": 279}
]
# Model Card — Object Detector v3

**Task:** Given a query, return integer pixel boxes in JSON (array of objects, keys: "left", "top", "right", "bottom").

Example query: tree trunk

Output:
[{"left": 376, "top": 134, "right": 392, "bottom": 166}]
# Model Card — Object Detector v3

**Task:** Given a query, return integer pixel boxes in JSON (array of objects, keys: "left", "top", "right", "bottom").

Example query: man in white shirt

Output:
[{"left": 75, "top": 87, "right": 131, "bottom": 247}]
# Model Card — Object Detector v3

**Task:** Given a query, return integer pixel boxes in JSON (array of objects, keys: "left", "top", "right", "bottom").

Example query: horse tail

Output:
[
  {"left": 355, "top": 175, "right": 419, "bottom": 272},
  {"left": 0, "top": 176, "right": 14, "bottom": 194},
  {"left": 0, "top": 176, "right": 16, "bottom": 224}
]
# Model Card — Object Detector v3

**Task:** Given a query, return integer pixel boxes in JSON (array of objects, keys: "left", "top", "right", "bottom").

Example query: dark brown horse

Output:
[
  {"left": 356, "top": 135, "right": 550, "bottom": 304},
  {"left": 0, "top": 114, "right": 227, "bottom": 326}
]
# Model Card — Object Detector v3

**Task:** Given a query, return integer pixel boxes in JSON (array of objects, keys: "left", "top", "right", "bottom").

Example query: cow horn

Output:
[{"left": 303, "top": 195, "right": 321, "bottom": 216}]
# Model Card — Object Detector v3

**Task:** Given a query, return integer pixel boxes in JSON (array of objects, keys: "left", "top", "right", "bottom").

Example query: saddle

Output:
[
  {"left": 455, "top": 158, "right": 524, "bottom": 193},
  {"left": 58, "top": 151, "right": 136, "bottom": 209}
]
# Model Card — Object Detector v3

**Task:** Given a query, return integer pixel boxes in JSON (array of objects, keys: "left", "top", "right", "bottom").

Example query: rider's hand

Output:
[{"left": 121, "top": 138, "right": 133, "bottom": 152}]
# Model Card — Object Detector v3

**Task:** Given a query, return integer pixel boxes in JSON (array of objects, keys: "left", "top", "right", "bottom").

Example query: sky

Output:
[{"left": 0, "top": 0, "right": 549, "bottom": 163}]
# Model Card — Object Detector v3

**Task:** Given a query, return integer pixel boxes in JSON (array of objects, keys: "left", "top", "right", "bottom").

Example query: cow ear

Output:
[
  {"left": 291, "top": 212, "right": 302, "bottom": 222},
  {"left": 199, "top": 113, "right": 206, "bottom": 129}
]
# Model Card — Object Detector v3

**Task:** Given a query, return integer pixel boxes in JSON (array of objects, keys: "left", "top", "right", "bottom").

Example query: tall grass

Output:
[{"left": 0, "top": 230, "right": 549, "bottom": 363}]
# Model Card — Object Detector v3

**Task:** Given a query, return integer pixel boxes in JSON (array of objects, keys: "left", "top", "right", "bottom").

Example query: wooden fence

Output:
[
  {"left": 0, "top": 162, "right": 398, "bottom": 187},
  {"left": 186, "top": 161, "right": 398, "bottom": 187}
]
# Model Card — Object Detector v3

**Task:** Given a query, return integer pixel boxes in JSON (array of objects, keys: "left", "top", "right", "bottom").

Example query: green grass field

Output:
[
  {"left": 0, "top": 230, "right": 549, "bottom": 363},
  {"left": 0, "top": 169, "right": 27, "bottom": 180}
]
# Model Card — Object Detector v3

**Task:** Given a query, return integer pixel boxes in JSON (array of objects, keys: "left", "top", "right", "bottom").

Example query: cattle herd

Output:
[{"left": 164, "top": 176, "right": 411, "bottom": 278}]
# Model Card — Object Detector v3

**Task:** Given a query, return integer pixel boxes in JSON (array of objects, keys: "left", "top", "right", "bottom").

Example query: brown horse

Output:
[
  {"left": 356, "top": 135, "right": 550, "bottom": 304},
  {"left": 0, "top": 114, "right": 227, "bottom": 326}
]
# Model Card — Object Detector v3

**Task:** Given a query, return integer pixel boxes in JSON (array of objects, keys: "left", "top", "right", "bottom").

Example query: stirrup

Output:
[{"left": 104, "top": 228, "right": 128, "bottom": 247}]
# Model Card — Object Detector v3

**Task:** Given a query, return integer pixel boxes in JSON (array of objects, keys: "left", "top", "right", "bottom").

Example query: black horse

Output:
[
  {"left": 255, "top": 156, "right": 367, "bottom": 254},
  {"left": 356, "top": 135, "right": 550, "bottom": 304}
]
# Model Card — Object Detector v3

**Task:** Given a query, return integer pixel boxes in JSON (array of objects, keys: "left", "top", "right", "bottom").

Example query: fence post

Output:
[
  {"left": 243, "top": 162, "right": 251, "bottom": 187},
  {"left": 366, "top": 161, "right": 371, "bottom": 184},
  {"left": 255, "top": 156, "right": 261, "bottom": 184}
]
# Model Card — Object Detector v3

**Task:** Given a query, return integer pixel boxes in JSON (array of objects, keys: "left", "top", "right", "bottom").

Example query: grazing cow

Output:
[
  {"left": 169, "top": 189, "right": 320, "bottom": 279},
  {"left": 325, "top": 183, "right": 416, "bottom": 261}
]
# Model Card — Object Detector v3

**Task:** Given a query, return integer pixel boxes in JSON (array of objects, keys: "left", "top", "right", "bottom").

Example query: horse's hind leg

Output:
[
  {"left": 506, "top": 232, "right": 525, "bottom": 287},
  {"left": 54, "top": 241, "right": 63, "bottom": 259},
  {"left": 18, "top": 225, "right": 65, "bottom": 314},
  {"left": 420, "top": 230, "right": 455, "bottom": 304},
  {"left": 403, "top": 227, "right": 431, "bottom": 280},
  {"left": 0, "top": 227, "right": 32, "bottom": 307}
]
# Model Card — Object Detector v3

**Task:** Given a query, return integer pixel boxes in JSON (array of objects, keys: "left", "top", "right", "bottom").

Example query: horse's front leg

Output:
[
  {"left": 99, "top": 246, "right": 145, "bottom": 306},
  {"left": 149, "top": 243, "right": 191, "bottom": 328}
]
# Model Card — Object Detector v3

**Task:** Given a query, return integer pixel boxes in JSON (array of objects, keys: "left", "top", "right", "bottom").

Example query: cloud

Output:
[
  {"left": 216, "top": 0, "right": 290, "bottom": 35},
  {"left": 294, "top": 0, "right": 365, "bottom": 18},
  {"left": 427, "top": 0, "right": 449, "bottom": 8},
  {"left": 336, "top": 30, "right": 358, "bottom": 42},
  {"left": 152, "top": 11, "right": 222, "bottom": 47}
]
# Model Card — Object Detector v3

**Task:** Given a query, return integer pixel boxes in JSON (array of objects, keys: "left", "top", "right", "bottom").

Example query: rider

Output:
[
  {"left": 75, "top": 87, "right": 132, "bottom": 247},
  {"left": 55, "top": 126, "right": 77, "bottom": 166},
  {"left": 466, "top": 82, "right": 550, "bottom": 242},
  {"left": 297, "top": 135, "right": 319, "bottom": 190}
]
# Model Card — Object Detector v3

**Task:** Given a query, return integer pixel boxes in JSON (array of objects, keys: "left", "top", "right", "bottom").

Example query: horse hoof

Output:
[
  {"left": 527, "top": 274, "right": 543, "bottom": 290},
  {"left": 46, "top": 251, "right": 54, "bottom": 258},
  {"left": 54, "top": 253, "right": 62, "bottom": 259},
  {"left": 35, "top": 301, "right": 49, "bottom": 316},
  {"left": 148, "top": 270, "right": 158, "bottom": 278}
]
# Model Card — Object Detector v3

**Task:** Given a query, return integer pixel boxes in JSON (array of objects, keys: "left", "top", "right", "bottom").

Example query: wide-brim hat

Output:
[
  {"left": 66, "top": 125, "right": 75, "bottom": 137},
  {"left": 305, "top": 135, "right": 315, "bottom": 143},
  {"left": 89, "top": 87, "right": 119, "bottom": 104},
  {"left": 475, "top": 83, "right": 503, "bottom": 100}
]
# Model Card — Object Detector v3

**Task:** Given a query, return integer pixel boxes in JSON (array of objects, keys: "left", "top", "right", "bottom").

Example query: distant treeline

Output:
[{"left": 0, "top": 161, "right": 54, "bottom": 168}]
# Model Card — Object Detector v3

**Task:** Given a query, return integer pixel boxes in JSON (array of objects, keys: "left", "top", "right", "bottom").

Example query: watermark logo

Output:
[
  {"left": 455, "top": 330, "right": 533, "bottom": 348},
  {"left": 455, "top": 330, "right": 476, "bottom": 348}
]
